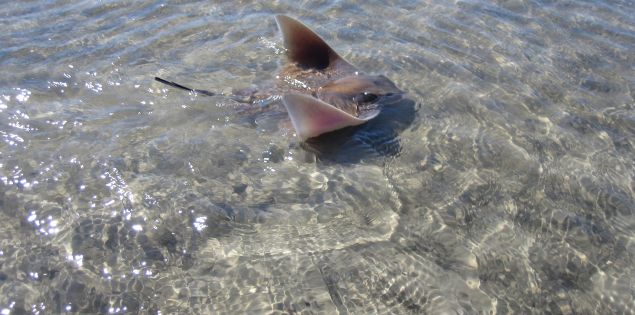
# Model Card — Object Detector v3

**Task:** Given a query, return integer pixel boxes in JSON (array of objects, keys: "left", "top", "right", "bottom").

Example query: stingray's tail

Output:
[{"left": 154, "top": 77, "right": 215, "bottom": 96}]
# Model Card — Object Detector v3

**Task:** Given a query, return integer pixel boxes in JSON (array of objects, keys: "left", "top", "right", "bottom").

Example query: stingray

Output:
[{"left": 156, "top": 15, "right": 416, "bottom": 161}]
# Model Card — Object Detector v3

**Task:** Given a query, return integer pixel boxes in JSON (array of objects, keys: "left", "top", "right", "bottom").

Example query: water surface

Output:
[{"left": 1, "top": 0, "right": 634, "bottom": 314}]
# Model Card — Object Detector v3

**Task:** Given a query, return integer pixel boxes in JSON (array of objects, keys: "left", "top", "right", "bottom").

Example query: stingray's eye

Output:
[{"left": 353, "top": 92, "right": 378, "bottom": 104}]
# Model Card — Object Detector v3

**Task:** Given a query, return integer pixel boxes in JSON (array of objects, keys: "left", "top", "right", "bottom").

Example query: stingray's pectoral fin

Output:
[
  {"left": 282, "top": 93, "right": 379, "bottom": 140},
  {"left": 275, "top": 15, "right": 353, "bottom": 71}
]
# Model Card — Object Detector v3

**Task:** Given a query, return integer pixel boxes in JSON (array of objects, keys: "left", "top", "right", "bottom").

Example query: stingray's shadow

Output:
[{"left": 301, "top": 96, "right": 417, "bottom": 164}]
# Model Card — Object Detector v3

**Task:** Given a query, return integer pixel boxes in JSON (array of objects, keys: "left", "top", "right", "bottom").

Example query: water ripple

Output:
[{"left": 1, "top": 0, "right": 634, "bottom": 313}]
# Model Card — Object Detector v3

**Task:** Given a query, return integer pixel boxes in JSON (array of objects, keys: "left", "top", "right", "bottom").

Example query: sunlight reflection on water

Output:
[{"left": 0, "top": 0, "right": 634, "bottom": 314}]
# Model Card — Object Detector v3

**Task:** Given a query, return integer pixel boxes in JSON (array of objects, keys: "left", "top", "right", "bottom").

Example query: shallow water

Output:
[{"left": 1, "top": 0, "right": 634, "bottom": 314}]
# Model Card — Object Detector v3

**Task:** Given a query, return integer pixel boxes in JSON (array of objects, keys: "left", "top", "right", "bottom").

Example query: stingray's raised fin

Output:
[
  {"left": 275, "top": 15, "right": 353, "bottom": 71},
  {"left": 282, "top": 93, "right": 379, "bottom": 140}
]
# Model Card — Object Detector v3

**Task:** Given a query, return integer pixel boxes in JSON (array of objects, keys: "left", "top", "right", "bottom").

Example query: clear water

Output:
[{"left": 1, "top": 0, "right": 634, "bottom": 314}]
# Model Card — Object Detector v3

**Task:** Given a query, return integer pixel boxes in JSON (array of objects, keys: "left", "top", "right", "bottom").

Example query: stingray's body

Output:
[
  {"left": 156, "top": 15, "right": 415, "bottom": 160},
  {"left": 272, "top": 15, "right": 404, "bottom": 140}
]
